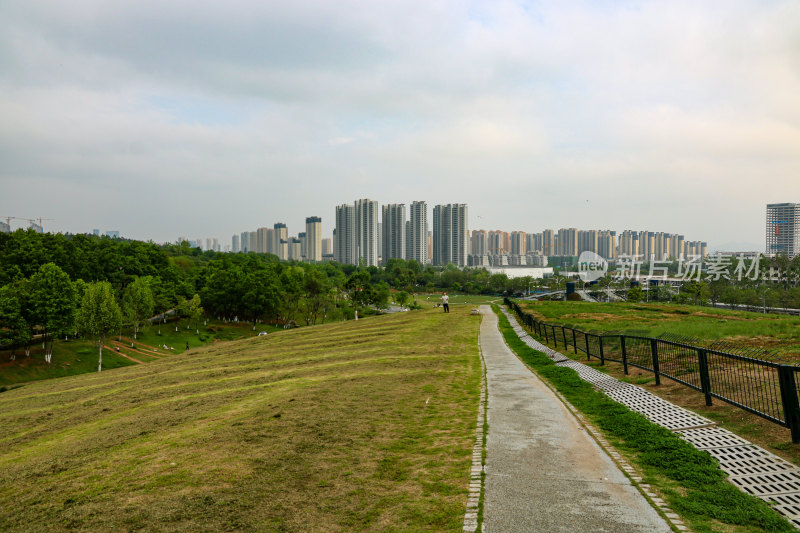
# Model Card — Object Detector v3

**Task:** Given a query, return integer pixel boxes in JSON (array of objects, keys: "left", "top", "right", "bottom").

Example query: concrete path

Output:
[{"left": 480, "top": 306, "right": 671, "bottom": 532}]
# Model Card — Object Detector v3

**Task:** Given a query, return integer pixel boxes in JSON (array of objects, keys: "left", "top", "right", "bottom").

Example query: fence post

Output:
[
  {"left": 585, "top": 333, "right": 590, "bottom": 361},
  {"left": 650, "top": 338, "right": 661, "bottom": 385},
  {"left": 543, "top": 323, "right": 548, "bottom": 343},
  {"left": 697, "top": 348, "right": 713, "bottom": 406},
  {"left": 599, "top": 336, "right": 605, "bottom": 365},
  {"left": 562, "top": 327, "right": 568, "bottom": 349},
  {"left": 778, "top": 365, "right": 800, "bottom": 444},
  {"left": 620, "top": 335, "right": 628, "bottom": 375},
  {"left": 553, "top": 326, "right": 558, "bottom": 348},
  {"left": 572, "top": 330, "right": 578, "bottom": 354}
]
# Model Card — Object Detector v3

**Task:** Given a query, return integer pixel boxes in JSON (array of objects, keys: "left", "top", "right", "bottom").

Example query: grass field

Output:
[
  {"left": 414, "top": 293, "right": 502, "bottom": 309},
  {"left": 0, "top": 308, "right": 481, "bottom": 532},
  {"left": 0, "top": 319, "right": 282, "bottom": 387},
  {"left": 515, "top": 299, "right": 800, "bottom": 466},
  {"left": 520, "top": 300, "right": 800, "bottom": 359}
]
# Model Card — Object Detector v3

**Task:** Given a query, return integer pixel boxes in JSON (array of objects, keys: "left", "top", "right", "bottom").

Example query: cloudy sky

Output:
[{"left": 1, "top": 0, "right": 799, "bottom": 249}]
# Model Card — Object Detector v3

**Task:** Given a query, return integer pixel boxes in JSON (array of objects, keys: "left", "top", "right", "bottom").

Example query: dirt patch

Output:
[
  {"left": 560, "top": 312, "right": 670, "bottom": 323},
  {"left": 689, "top": 311, "right": 747, "bottom": 320}
]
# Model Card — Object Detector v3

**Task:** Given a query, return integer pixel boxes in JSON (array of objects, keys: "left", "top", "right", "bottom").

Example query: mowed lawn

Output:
[
  {"left": 0, "top": 308, "right": 481, "bottom": 532},
  {"left": 521, "top": 300, "right": 800, "bottom": 358}
]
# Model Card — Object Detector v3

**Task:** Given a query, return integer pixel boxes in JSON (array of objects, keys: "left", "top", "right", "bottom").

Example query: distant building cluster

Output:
[
  {"left": 198, "top": 202, "right": 716, "bottom": 268},
  {"left": 333, "top": 200, "right": 466, "bottom": 267},
  {"left": 219, "top": 200, "right": 470, "bottom": 267},
  {"left": 766, "top": 202, "right": 800, "bottom": 259},
  {"left": 227, "top": 217, "right": 324, "bottom": 261},
  {"left": 469, "top": 228, "right": 707, "bottom": 267}
]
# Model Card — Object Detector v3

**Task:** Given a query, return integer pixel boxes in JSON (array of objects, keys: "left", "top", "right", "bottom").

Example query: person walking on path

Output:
[{"left": 442, "top": 292, "right": 450, "bottom": 313}]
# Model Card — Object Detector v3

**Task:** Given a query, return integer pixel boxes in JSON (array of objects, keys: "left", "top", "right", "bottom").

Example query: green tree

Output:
[
  {"left": 627, "top": 286, "right": 644, "bottom": 303},
  {"left": 187, "top": 294, "right": 203, "bottom": 332},
  {"left": 395, "top": 291, "right": 410, "bottom": 308},
  {"left": 122, "top": 276, "right": 155, "bottom": 339},
  {"left": 76, "top": 281, "right": 123, "bottom": 372},
  {"left": 369, "top": 281, "right": 391, "bottom": 310},
  {"left": 0, "top": 283, "right": 30, "bottom": 360},
  {"left": 683, "top": 280, "right": 709, "bottom": 306},
  {"left": 242, "top": 270, "right": 282, "bottom": 328},
  {"left": 301, "top": 268, "right": 329, "bottom": 325},
  {"left": 279, "top": 266, "right": 305, "bottom": 324},
  {"left": 346, "top": 270, "right": 371, "bottom": 320},
  {"left": 28, "top": 263, "right": 76, "bottom": 363}
]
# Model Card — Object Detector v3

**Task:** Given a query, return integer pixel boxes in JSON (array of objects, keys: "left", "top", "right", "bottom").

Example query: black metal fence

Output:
[{"left": 504, "top": 298, "right": 800, "bottom": 443}]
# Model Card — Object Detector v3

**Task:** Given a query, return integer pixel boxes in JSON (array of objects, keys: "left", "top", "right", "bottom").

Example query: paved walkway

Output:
[{"left": 480, "top": 306, "right": 671, "bottom": 532}]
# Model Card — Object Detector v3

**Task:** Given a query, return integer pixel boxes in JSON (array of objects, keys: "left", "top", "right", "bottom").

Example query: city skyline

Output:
[
  {"left": 218, "top": 197, "right": 712, "bottom": 265},
  {"left": 2, "top": 2, "right": 799, "bottom": 247}
]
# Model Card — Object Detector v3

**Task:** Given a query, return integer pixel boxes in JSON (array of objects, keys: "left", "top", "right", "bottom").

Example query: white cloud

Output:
[{"left": 1, "top": 0, "right": 799, "bottom": 245}]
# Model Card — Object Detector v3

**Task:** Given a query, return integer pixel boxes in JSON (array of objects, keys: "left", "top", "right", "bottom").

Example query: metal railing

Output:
[{"left": 504, "top": 298, "right": 800, "bottom": 443}]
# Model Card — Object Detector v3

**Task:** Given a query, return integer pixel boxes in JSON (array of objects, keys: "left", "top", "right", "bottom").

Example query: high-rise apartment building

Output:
[
  {"left": 322, "top": 238, "right": 332, "bottom": 257},
  {"left": 335, "top": 204, "right": 356, "bottom": 265},
  {"left": 526, "top": 233, "right": 542, "bottom": 254},
  {"left": 432, "top": 203, "right": 468, "bottom": 266},
  {"left": 578, "top": 230, "right": 598, "bottom": 255},
  {"left": 305, "top": 216, "right": 322, "bottom": 262},
  {"left": 248, "top": 232, "right": 257, "bottom": 254},
  {"left": 471, "top": 230, "right": 487, "bottom": 256},
  {"left": 556, "top": 228, "right": 578, "bottom": 256},
  {"left": 767, "top": 203, "right": 800, "bottom": 258},
  {"left": 619, "top": 230, "right": 638, "bottom": 257},
  {"left": 256, "top": 227, "right": 272, "bottom": 254},
  {"left": 231, "top": 234, "right": 240, "bottom": 253},
  {"left": 487, "top": 231, "right": 505, "bottom": 255},
  {"left": 510, "top": 231, "right": 526, "bottom": 255},
  {"left": 240, "top": 231, "right": 250, "bottom": 253},
  {"left": 542, "top": 230, "right": 555, "bottom": 256},
  {"left": 597, "top": 230, "right": 617, "bottom": 259},
  {"left": 381, "top": 204, "right": 406, "bottom": 264},
  {"left": 286, "top": 237, "right": 300, "bottom": 261},
  {"left": 355, "top": 198, "right": 379, "bottom": 267},
  {"left": 298, "top": 232, "right": 307, "bottom": 259},
  {"left": 407, "top": 201, "right": 428, "bottom": 265},
  {"left": 273, "top": 223, "right": 288, "bottom": 260},
  {"left": 427, "top": 231, "right": 433, "bottom": 263}
]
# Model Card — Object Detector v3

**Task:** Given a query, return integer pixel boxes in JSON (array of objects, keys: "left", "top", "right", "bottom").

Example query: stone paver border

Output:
[{"left": 463, "top": 333, "right": 487, "bottom": 532}]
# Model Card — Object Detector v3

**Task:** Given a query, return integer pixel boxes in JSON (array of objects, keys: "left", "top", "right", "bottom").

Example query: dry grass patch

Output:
[{"left": 0, "top": 309, "right": 481, "bottom": 532}]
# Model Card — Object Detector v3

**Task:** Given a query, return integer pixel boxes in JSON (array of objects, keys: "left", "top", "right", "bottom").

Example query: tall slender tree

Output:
[
  {"left": 27, "top": 263, "right": 76, "bottom": 363},
  {"left": 122, "top": 276, "right": 155, "bottom": 339},
  {"left": 76, "top": 281, "right": 123, "bottom": 372},
  {"left": 0, "top": 283, "right": 29, "bottom": 360}
]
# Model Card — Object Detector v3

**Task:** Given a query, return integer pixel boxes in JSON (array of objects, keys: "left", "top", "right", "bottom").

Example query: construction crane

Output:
[
  {"left": 2, "top": 216, "right": 23, "bottom": 231},
  {"left": 26, "top": 217, "right": 54, "bottom": 232},
  {"left": 1, "top": 216, "right": 55, "bottom": 232}
]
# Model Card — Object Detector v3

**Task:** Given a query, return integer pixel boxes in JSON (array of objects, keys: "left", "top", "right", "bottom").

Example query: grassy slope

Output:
[
  {"left": 0, "top": 309, "right": 481, "bottom": 532},
  {"left": 0, "top": 320, "right": 283, "bottom": 387},
  {"left": 521, "top": 300, "right": 800, "bottom": 358}
]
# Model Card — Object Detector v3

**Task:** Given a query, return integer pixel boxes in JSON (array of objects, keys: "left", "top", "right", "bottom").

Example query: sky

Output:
[{"left": 1, "top": 0, "right": 799, "bottom": 250}]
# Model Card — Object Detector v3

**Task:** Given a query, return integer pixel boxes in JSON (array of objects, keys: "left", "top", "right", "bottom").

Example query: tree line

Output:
[{"left": 0, "top": 230, "right": 531, "bottom": 369}]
